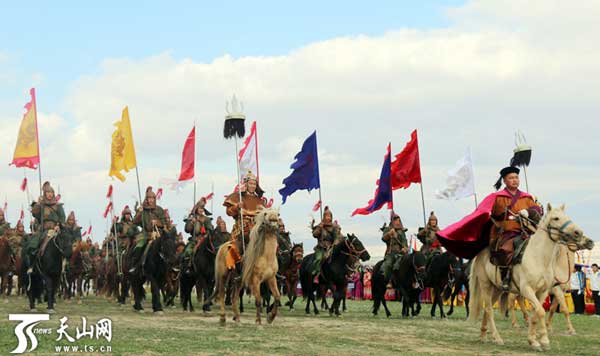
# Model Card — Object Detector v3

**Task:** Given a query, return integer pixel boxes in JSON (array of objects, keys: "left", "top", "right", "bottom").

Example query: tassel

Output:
[
  {"left": 494, "top": 176, "right": 503, "bottom": 191},
  {"left": 223, "top": 118, "right": 245, "bottom": 139},
  {"left": 510, "top": 148, "right": 532, "bottom": 167}
]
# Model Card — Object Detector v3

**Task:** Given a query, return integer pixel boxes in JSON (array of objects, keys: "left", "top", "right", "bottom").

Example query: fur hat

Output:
[
  {"left": 428, "top": 211, "right": 438, "bottom": 223},
  {"left": 121, "top": 205, "right": 132, "bottom": 216},
  {"left": 494, "top": 166, "right": 520, "bottom": 190},
  {"left": 42, "top": 181, "right": 55, "bottom": 194},
  {"left": 145, "top": 186, "right": 156, "bottom": 199},
  {"left": 323, "top": 206, "right": 333, "bottom": 218},
  {"left": 67, "top": 211, "right": 76, "bottom": 222},
  {"left": 243, "top": 170, "right": 257, "bottom": 182}
]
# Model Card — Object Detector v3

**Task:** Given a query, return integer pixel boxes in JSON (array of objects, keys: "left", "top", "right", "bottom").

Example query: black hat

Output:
[{"left": 494, "top": 166, "right": 520, "bottom": 190}]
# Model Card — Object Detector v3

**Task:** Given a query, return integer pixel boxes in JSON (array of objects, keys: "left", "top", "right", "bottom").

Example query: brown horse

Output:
[
  {"left": 68, "top": 241, "right": 92, "bottom": 304},
  {"left": 0, "top": 236, "right": 11, "bottom": 302},
  {"left": 280, "top": 243, "right": 304, "bottom": 310}
]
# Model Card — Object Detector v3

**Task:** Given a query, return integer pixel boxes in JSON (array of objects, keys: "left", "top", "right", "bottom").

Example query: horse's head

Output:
[
  {"left": 347, "top": 233, "right": 370, "bottom": 262},
  {"left": 158, "top": 230, "right": 178, "bottom": 267},
  {"left": 291, "top": 242, "right": 304, "bottom": 263},
  {"left": 255, "top": 207, "right": 280, "bottom": 234},
  {"left": 411, "top": 251, "right": 427, "bottom": 282},
  {"left": 544, "top": 204, "right": 594, "bottom": 251}
]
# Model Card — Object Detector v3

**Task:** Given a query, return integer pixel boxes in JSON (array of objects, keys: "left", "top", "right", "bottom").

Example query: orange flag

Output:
[{"left": 10, "top": 88, "right": 40, "bottom": 169}]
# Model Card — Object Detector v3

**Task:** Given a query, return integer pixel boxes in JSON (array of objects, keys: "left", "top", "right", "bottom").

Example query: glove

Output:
[{"left": 519, "top": 209, "right": 529, "bottom": 218}]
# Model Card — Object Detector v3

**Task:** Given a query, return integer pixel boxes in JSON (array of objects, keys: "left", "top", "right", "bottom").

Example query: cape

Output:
[{"left": 436, "top": 189, "right": 533, "bottom": 259}]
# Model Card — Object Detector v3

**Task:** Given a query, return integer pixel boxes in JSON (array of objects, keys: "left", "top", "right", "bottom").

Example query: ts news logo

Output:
[{"left": 8, "top": 314, "right": 51, "bottom": 354}]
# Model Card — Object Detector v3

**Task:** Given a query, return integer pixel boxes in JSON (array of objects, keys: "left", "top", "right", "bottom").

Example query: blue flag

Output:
[
  {"left": 351, "top": 143, "right": 393, "bottom": 216},
  {"left": 279, "top": 131, "right": 320, "bottom": 204}
]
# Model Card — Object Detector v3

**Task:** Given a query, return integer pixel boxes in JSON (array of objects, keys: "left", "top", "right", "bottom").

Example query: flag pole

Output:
[
  {"left": 134, "top": 166, "right": 146, "bottom": 236},
  {"left": 473, "top": 193, "right": 479, "bottom": 208},
  {"left": 234, "top": 136, "right": 246, "bottom": 254},
  {"left": 211, "top": 182, "right": 214, "bottom": 215},
  {"left": 110, "top": 192, "right": 121, "bottom": 275},
  {"left": 419, "top": 183, "right": 427, "bottom": 227},
  {"left": 318, "top": 188, "right": 324, "bottom": 221}
]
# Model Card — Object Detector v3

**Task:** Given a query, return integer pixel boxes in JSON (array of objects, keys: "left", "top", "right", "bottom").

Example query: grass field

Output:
[{"left": 1, "top": 293, "right": 599, "bottom": 356}]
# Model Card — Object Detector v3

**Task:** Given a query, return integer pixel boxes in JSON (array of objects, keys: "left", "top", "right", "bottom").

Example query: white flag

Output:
[
  {"left": 238, "top": 121, "right": 259, "bottom": 182},
  {"left": 435, "top": 148, "right": 476, "bottom": 200}
]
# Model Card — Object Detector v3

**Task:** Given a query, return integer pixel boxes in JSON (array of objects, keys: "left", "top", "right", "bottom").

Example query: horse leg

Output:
[
  {"left": 546, "top": 295, "right": 558, "bottom": 333},
  {"left": 519, "top": 285, "right": 544, "bottom": 350},
  {"left": 232, "top": 282, "right": 241, "bottom": 323},
  {"left": 447, "top": 289, "right": 456, "bottom": 316},
  {"left": 486, "top": 288, "right": 504, "bottom": 345},
  {"left": 252, "top": 277, "right": 263, "bottom": 325},
  {"left": 267, "top": 277, "right": 280, "bottom": 324},
  {"left": 464, "top": 285, "right": 470, "bottom": 318},
  {"left": 555, "top": 289, "right": 575, "bottom": 335},
  {"left": 430, "top": 287, "right": 438, "bottom": 317}
]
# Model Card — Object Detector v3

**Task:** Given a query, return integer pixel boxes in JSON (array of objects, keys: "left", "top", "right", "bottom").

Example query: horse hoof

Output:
[
  {"left": 30, "top": 308, "right": 37, "bottom": 312},
  {"left": 541, "top": 343, "right": 550, "bottom": 351},
  {"left": 219, "top": 319, "right": 226, "bottom": 326},
  {"left": 494, "top": 339, "right": 504, "bottom": 346},
  {"left": 267, "top": 316, "right": 275, "bottom": 324},
  {"left": 138, "top": 309, "right": 145, "bottom": 314},
  {"left": 77, "top": 300, "right": 82, "bottom": 305},
  {"left": 47, "top": 309, "right": 55, "bottom": 314},
  {"left": 3, "top": 298, "right": 9, "bottom": 304},
  {"left": 154, "top": 311, "right": 164, "bottom": 316}
]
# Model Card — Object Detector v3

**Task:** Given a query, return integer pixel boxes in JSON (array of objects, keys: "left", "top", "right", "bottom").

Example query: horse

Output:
[
  {"left": 300, "top": 233, "right": 370, "bottom": 316},
  {"left": 240, "top": 208, "right": 282, "bottom": 325},
  {"left": 280, "top": 243, "right": 304, "bottom": 310},
  {"left": 180, "top": 233, "right": 221, "bottom": 313},
  {"left": 25, "top": 229, "right": 73, "bottom": 312},
  {"left": 0, "top": 236, "right": 11, "bottom": 302},
  {"left": 66, "top": 241, "right": 92, "bottom": 304},
  {"left": 447, "top": 258, "right": 471, "bottom": 318},
  {"left": 130, "top": 229, "right": 178, "bottom": 313},
  {"left": 508, "top": 244, "right": 577, "bottom": 335},
  {"left": 372, "top": 251, "right": 427, "bottom": 318},
  {"left": 469, "top": 204, "right": 594, "bottom": 351},
  {"left": 426, "top": 251, "right": 459, "bottom": 318}
]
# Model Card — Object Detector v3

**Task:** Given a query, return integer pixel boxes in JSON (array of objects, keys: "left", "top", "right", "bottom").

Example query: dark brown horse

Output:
[
  {"left": 0, "top": 236, "right": 11, "bottom": 302},
  {"left": 280, "top": 243, "right": 304, "bottom": 310},
  {"left": 67, "top": 241, "right": 92, "bottom": 303}
]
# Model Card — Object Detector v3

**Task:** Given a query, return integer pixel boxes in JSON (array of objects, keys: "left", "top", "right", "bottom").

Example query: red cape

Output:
[{"left": 437, "top": 189, "right": 533, "bottom": 259}]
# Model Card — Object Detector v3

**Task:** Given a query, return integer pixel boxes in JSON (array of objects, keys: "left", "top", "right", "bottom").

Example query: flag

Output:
[
  {"left": 103, "top": 202, "right": 113, "bottom": 218},
  {"left": 20, "top": 177, "right": 28, "bottom": 192},
  {"left": 160, "top": 177, "right": 187, "bottom": 193},
  {"left": 55, "top": 194, "right": 61, "bottom": 202},
  {"left": 19, "top": 208, "right": 24, "bottom": 221},
  {"left": 238, "top": 121, "right": 259, "bottom": 182},
  {"left": 435, "top": 148, "right": 476, "bottom": 200},
  {"left": 106, "top": 185, "right": 113, "bottom": 199},
  {"left": 156, "top": 188, "right": 163, "bottom": 200},
  {"left": 279, "top": 131, "right": 321, "bottom": 204},
  {"left": 109, "top": 106, "right": 137, "bottom": 182},
  {"left": 409, "top": 235, "right": 414, "bottom": 254},
  {"left": 10, "top": 88, "right": 40, "bottom": 169},
  {"left": 178, "top": 126, "right": 195, "bottom": 181},
  {"left": 391, "top": 130, "right": 422, "bottom": 190},
  {"left": 352, "top": 143, "right": 393, "bottom": 216},
  {"left": 3, "top": 200, "right": 7, "bottom": 213},
  {"left": 204, "top": 192, "right": 214, "bottom": 201},
  {"left": 312, "top": 200, "right": 321, "bottom": 212},
  {"left": 82, "top": 225, "right": 93, "bottom": 238}
]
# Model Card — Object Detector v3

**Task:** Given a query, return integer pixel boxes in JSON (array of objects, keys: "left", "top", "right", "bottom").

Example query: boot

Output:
[{"left": 128, "top": 247, "right": 142, "bottom": 273}]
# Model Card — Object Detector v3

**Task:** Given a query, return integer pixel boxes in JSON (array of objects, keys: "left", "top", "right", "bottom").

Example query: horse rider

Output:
[
  {"left": 182, "top": 197, "right": 214, "bottom": 274},
  {"left": 417, "top": 211, "right": 442, "bottom": 265},
  {"left": 381, "top": 212, "right": 408, "bottom": 284},
  {"left": 129, "top": 187, "right": 167, "bottom": 273},
  {"left": 310, "top": 206, "right": 341, "bottom": 277}
]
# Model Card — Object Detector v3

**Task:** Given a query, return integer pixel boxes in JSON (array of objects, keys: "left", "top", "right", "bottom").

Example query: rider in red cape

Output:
[{"left": 437, "top": 166, "right": 543, "bottom": 290}]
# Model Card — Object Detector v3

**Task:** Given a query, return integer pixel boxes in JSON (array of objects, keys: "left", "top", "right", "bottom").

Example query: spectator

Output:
[
  {"left": 570, "top": 265, "right": 586, "bottom": 314},
  {"left": 586, "top": 263, "right": 600, "bottom": 317}
]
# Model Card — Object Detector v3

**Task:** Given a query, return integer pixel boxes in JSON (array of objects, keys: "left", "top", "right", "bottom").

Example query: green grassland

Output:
[{"left": 1, "top": 294, "right": 599, "bottom": 356}]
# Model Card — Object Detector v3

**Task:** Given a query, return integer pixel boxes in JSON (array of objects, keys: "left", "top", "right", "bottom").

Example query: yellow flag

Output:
[
  {"left": 109, "top": 106, "right": 137, "bottom": 181},
  {"left": 11, "top": 88, "right": 40, "bottom": 169}
]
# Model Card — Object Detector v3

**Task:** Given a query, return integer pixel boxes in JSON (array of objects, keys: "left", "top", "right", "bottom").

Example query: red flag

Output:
[
  {"left": 82, "top": 225, "right": 93, "bottom": 237},
  {"left": 178, "top": 126, "right": 195, "bottom": 181},
  {"left": 391, "top": 130, "right": 422, "bottom": 190},
  {"left": 55, "top": 194, "right": 61, "bottom": 202},
  {"left": 204, "top": 192, "right": 214, "bottom": 201},
  {"left": 156, "top": 188, "right": 163, "bottom": 200},
  {"left": 312, "top": 200, "right": 321, "bottom": 212},
  {"left": 266, "top": 198, "right": 274, "bottom": 208},
  {"left": 3, "top": 200, "right": 7, "bottom": 212},
  {"left": 238, "top": 121, "right": 259, "bottom": 183},
  {"left": 103, "top": 202, "right": 113, "bottom": 218},
  {"left": 19, "top": 208, "right": 24, "bottom": 220},
  {"left": 20, "top": 177, "right": 28, "bottom": 192},
  {"left": 106, "top": 184, "right": 113, "bottom": 199}
]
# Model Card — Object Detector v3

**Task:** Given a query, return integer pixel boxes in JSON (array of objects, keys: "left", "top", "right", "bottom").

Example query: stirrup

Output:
[
  {"left": 27, "top": 267, "right": 33, "bottom": 274},
  {"left": 276, "top": 273, "right": 286, "bottom": 282}
]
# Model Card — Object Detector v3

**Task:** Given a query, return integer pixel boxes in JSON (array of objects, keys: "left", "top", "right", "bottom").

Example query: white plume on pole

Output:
[{"left": 435, "top": 147, "right": 476, "bottom": 201}]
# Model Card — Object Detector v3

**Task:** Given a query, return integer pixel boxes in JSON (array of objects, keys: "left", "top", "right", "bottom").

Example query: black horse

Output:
[
  {"left": 447, "top": 258, "right": 471, "bottom": 317},
  {"left": 300, "top": 234, "right": 370, "bottom": 316},
  {"left": 24, "top": 230, "right": 72, "bottom": 312},
  {"left": 425, "top": 252, "right": 459, "bottom": 318},
  {"left": 130, "top": 231, "right": 177, "bottom": 313},
  {"left": 372, "top": 251, "right": 427, "bottom": 318},
  {"left": 180, "top": 234, "right": 221, "bottom": 312}
]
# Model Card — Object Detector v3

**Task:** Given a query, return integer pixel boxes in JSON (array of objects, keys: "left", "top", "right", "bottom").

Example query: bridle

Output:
[{"left": 412, "top": 253, "right": 426, "bottom": 290}]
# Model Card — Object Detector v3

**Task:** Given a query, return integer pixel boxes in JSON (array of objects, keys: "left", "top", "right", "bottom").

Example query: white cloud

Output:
[{"left": 1, "top": 1, "right": 599, "bottom": 263}]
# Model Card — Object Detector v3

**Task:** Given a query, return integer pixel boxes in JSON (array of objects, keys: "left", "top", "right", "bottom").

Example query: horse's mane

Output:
[{"left": 242, "top": 209, "right": 277, "bottom": 287}]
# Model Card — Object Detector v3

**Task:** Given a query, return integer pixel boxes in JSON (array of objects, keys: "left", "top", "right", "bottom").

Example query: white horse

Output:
[{"left": 469, "top": 204, "right": 594, "bottom": 351}]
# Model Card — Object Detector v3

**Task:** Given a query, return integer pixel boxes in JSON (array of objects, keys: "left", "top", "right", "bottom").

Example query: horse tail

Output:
[
  {"left": 204, "top": 242, "right": 229, "bottom": 307},
  {"left": 300, "top": 255, "right": 312, "bottom": 301},
  {"left": 467, "top": 255, "right": 482, "bottom": 322}
]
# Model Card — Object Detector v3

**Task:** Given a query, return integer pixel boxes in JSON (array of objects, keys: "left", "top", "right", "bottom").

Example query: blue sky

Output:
[{"left": 0, "top": 1, "right": 463, "bottom": 116}]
